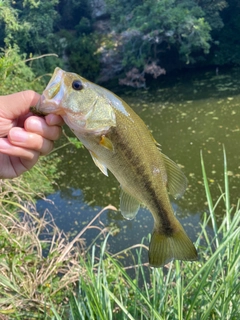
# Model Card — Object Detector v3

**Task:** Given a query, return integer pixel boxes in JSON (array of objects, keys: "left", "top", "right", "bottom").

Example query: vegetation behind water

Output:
[{"left": 1, "top": 0, "right": 240, "bottom": 88}]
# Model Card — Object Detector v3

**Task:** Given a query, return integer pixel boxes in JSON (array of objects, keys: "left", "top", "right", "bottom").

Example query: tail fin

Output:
[{"left": 149, "top": 223, "right": 198, "bottom": 267}]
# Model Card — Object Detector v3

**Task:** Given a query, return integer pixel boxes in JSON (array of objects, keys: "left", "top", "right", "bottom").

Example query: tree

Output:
[
  {"left": 0, "top": 46, "right": 41, "bottom": 95},
  {"left": 57, "top": 0, "right": 92, "bottom": 30},
  {"left": 210, "top": 0, "right": 240, "bottom": 66},
  {"left": 14, "top": 0, "right": 60, "bottom": 54},
  {"left": 0, "top": 0, "right": 25, "bottom": 47},
  {"left": 103, "top": 0, "right": 227, "bottom": 85},
  {"left": 0, "top": 0, "right": 61, "bottom": 75}
]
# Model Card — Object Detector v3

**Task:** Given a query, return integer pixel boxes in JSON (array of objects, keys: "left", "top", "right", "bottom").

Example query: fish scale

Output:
[
  {"left": 35, "top": 67, "right": 198, "bottom": 267},
  {"left": 106, "top": 117, "right": 173, "bottom": 230}
]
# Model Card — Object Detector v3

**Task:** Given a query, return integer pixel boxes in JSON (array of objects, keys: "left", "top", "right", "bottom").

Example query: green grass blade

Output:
[
  {"left": 200, "top": 151, "right": 219, "bottom": 245},
  {"left": 102, "top": 284, "right": 136, "bottom": 320},
  {"left": 69, "top": 293, "right": 84, "bottom": 320},
  {"left": 106, "top": 255, "right": 164, "bottom": 320},
  {"left": 175, "top": 260, "right": 183, "bottom": 320},
  {"left": 223, "top": 145, "right": 230, "bottom": 227}
]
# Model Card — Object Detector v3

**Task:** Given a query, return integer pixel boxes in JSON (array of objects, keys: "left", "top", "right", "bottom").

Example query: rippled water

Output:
[{"left": 37, "top": 68, "right": 240, "bottom": 264}]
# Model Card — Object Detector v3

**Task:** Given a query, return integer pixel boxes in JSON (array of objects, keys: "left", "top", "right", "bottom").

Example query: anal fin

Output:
[{"left": 120, "top": 188, "right": 140, "bottom": 220}]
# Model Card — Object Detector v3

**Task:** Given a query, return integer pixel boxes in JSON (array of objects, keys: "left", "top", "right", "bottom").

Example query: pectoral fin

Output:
[
  {"left": 162, "top": 153, "right": 188, "bottom": 199},
  {"left": 89, "top": 150, "right": 108, "bottom": 176},
  {"left": 99, "top": 135, "right": 114, "bottom": 151},
  {"left": 120, "top": 188, "right": 140, "bottom": 220}
]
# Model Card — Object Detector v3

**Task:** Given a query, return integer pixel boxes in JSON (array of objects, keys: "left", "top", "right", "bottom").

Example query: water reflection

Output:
[
  {"left": 37, "top": 68, "right": 240, "bottom": 255},
  {"left": 37, "top": 188, "right": 207, "bottom": 264}
]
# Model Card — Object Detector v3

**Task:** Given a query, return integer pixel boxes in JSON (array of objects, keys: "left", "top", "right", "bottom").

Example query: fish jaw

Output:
[
  {"left": 36, "top": 68, "right": 69, "bottom": 116},
  {"left": 36, "top": 94, "right": 64, "bottom": 116},
  {"left": 44, "top": 67, "right": 63, "bottom": 100}
]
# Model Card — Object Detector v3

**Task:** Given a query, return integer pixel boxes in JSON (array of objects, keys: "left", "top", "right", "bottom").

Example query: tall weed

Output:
[
  {"left": 0, "top": 150, "right": 239, "bottom": 319},
  {"left": 67, "top": 149, "right": 239, "bottom": 320}
]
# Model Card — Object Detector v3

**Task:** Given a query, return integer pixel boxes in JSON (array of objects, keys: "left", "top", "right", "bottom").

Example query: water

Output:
[{"left": 37, "top": 68, "right": 240, "bottom": 265}]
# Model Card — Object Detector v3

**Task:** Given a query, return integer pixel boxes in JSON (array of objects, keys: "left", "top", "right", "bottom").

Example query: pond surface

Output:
[{"left": 37, "top": 68, "right": 240, "bottom": 265}]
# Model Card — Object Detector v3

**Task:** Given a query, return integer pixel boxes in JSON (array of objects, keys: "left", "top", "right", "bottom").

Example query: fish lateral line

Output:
[{"left": 35, "top": 67, "right": 198, "bottom": 268}]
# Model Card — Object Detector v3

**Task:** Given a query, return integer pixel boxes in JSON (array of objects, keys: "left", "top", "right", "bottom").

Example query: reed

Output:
[
  {"left": 0, "top": 150, "right": 239, "bottom": 319},
  {"left": 0, "top": 170, "right": 115, "bottom": 319}
]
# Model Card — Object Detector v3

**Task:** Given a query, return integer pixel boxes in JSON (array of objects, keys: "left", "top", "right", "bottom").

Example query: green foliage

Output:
[
  {"left": 65, "top": 32, "right": 101, "bottom": 80},
  {"left": 198, "top": 0, "right": 227, "bottom": 30},
  {"left": 0, "top": 46, "right": 39, "bottom": 94},
  {"left": 75, "top": 17, "right": 92, "bottom": 35},
  {"left": 0, "top": 45, "right": 60, "bottom": 95},
  {"left": 105, "top": 0, "right": 214, "bottom": 70},
  {"left": 0, "top": 0, "right": 101, "bottom": 80},
  {"left": 58, "top": 0, "right": 92, "bottom": 30},
  {"left": 210, "top": 0, "right": 240, "bottom": 66},
  {"left": 16, "top": 0, "right": 62, "bottom": 74},
  {"left": 56, "top": 0, "right": 100, "bottom": 80},
  {"left": 0, "top": 0, "right": 62, "bottom": 76},
  {"left": 0, "top": 0, "right": 238, "bottom": 83},
  {"left": 0, "top": 0, "right": 25, "bottom": 47},
  {"left": 8, "top": 0, "right": 59, "bottom": 53}
]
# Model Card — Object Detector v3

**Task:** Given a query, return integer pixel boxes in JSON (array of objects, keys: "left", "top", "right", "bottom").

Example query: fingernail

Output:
[
  {"left": 26, "top": 118, "right": 42, "bottom": 132},
  {"left": 10, "top": 129, "right": 28, "bottom": 142}
]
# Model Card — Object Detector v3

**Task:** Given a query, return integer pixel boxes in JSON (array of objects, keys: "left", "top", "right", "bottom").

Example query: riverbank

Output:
[{"left": 0, "top": 151, "right": 239, "bottom": 319}]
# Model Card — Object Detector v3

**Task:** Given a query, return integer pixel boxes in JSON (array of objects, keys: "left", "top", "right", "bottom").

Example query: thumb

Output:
[{"left": 0, "top": 90, "right": 40, "bottom": 120}]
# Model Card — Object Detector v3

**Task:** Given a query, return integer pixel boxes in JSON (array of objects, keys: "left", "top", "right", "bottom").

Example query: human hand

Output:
[{"left": 0, "top": 90, "right": 63, "bottom": 179}]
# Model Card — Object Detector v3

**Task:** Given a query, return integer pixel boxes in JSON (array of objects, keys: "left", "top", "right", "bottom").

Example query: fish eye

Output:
[{"left": 72, "top": 80, "right": 83, "bottom": 91}]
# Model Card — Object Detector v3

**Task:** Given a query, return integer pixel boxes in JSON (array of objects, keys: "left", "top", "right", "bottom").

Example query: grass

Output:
[
  {"left": 0, "top": 166, "right": 116, "bottom": 319},
  {"left": 65, "top": 149, "right": 240, "bottom": 320},
  {"left": 0, "top": 150, "right": 239, "bottom": 319}
]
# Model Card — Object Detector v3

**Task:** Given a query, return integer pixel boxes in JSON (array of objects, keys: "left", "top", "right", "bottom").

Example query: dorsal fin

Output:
[
  {"left": 162, "top": 153, "right": 188, "bottom": 199},
  {"left": 152, "top": 135, "right": 187, "bottom": 198}
]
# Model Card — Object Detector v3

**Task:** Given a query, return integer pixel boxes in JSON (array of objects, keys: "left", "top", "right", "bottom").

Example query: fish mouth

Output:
[
  {"left": 36, "top": 93, "right": 65, "bottom": 115},
  {"left": 46, "top": 82, "right": 61, "bottom": 99},
  {"left": 36, "top": 68, "right": 65, "bottom": 115},
  {"left": 44, "top": 68, "right": 63, "bottom": 99},
  {"left": 35, "top": 95, "right": 47, "bottom": 115}
]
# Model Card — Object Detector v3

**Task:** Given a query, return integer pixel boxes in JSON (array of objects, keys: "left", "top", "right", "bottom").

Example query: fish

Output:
[{"left": 35, "top": 67, "right": 198, "bottom": 267}]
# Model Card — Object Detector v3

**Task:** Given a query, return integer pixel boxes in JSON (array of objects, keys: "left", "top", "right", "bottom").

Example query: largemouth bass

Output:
[{"left": 36, "top": 67, "right": 198, "bottom": 267}]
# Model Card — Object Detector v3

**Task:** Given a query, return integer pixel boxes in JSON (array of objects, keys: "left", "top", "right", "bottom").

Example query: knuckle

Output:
[{"left": 40, "top": 140, "right": 54, "bottom": 156}]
